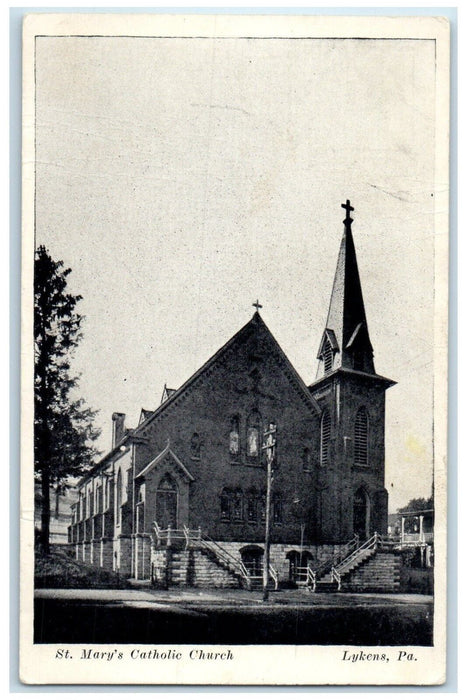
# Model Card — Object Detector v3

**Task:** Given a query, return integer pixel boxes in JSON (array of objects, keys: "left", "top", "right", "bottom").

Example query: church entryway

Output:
[
  {"left": 155, "top": 474, "right": 178, "bottom": 529},
  {"left": 353, "top": 487, "right": 370, "bottom": 540},
  {"left": 240, "top": 545, "right": 264, "bottom": 576},
  {"left": 286, "top": 550, "right": 313, "bottom": 584}
]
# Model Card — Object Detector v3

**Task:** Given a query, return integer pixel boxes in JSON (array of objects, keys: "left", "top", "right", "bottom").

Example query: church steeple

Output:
[{"left": 316, "top": 200, "right": 375, "bottom": 379}]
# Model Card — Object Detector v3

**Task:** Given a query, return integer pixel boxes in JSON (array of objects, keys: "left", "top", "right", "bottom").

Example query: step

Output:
[{"left": 315, "top": 581, "right": 339, "bottom": 592}]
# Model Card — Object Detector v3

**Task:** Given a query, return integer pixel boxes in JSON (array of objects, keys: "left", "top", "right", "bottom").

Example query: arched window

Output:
[
  {"left": 354, "top": 407, "right": 369, "bottom": 466},
  {"left": 190, "top": 432, "right": 201, "bottom": 459},
  {"left": 320, "top": 410, "right": 331, "bottom": 467},
  {"left": 95, "top": 484, "right": 102, "bottom": 514},
  {"left": 353, "top": 487, "right": 370, "bottom": 539},
  {"left": 247, "top": 410, "right": 262, "bottom": 461},
  {"left": 273, "top": 494, "right": 283, "bottom": 524},
  {"left": 302, "top": 447, "right": 311, "bottom": 472},
  {"left": 105, "top": 477, "right": 111, "bottom": 511},
  {"left": 233, "top": 488, "right": 243, "bottom": 521},
  {"left": 246, "top": 488, "right": 257, "bottom": 522},
  {"left": 229, "top": 416, "right": 240, "bottom": 457},
  {"left": 259, "top": 492, "right": 267, "bottom": 521},
  {"left": 156, "top": 474, "right": 178, "bottom": 529},
  {"left": 116, "top": 469, "right": 122, "bottom": 524},
  {"left": 323, "top": 339, "right": 333, "bottom": 374},
  {"left": 136, "top": 484, "right": 145, "bottom": 534},
  {"left": 220, "top": 488, "right": 232, "bottom": 522}
]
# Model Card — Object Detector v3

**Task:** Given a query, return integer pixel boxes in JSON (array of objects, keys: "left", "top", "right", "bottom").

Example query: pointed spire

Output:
[{"left": 316, "top": 201, "right": 375, "bottom": 378}]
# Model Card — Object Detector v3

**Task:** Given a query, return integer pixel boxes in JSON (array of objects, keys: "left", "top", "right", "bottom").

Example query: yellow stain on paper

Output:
[{"left": 404, "top": 434, "right": 428, "bottom": 461}]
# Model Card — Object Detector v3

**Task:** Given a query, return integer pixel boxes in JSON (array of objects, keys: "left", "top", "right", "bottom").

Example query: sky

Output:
[{"left": 34, "top": 33, "right": 437, "bottom": 512}]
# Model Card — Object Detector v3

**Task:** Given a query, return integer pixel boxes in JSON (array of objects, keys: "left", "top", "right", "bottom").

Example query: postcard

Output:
[{"left": 20, "top": 13, "right": 449, "bottom": 685}]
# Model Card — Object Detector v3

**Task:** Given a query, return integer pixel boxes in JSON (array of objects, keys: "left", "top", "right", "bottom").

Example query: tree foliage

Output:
[
  {"left": 34, "top": 245, "right": 101, "bottom": 551},
  {"left": 397, "top": 496, "right": 434, "bottom": 514}
]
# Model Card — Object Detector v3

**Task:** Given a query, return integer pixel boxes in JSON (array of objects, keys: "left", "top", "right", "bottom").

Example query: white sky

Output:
[{"left": 35, "top": 35, "right": 436, "bottom": 511}]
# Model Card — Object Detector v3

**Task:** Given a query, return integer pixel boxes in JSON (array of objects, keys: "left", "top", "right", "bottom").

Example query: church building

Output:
[{"left": 69, "top": 201, "right": 398, "bottom": 591}]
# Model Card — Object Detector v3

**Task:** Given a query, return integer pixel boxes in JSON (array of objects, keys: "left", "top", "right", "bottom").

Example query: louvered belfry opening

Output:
[
  {"left": 323, "top": 339, "right": 333, "bottom": 373},
  {"left": 354, "top": 407, "right": 369, "bottom": 466},
  {"left": 320, "top": 409, "right": 331, "bottom": 467}
]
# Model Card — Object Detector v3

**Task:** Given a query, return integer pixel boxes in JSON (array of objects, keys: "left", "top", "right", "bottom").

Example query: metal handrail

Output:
[
  {"left": 183, "top": 524, "right": 202, "bottom": 549},
  {"left": 333, "top": 532, "right": 379, "bottom": 575},
  {"left": 306, "top": 565, "right": 316, "bottom": 591},
  {"left": 331, "top": 566, "right": 341, "bottom": 590},
  {"left": 200, "top": 534, "right": 251, "bottom": 584},
  {"left": 307, "top": 534, "right": 360, "bottom": 583},
  {"left": 269, "top": 564, "right": 279, "bottom": 591}
]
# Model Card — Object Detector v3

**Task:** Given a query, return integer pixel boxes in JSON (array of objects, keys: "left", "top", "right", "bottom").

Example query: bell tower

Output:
[{"left": 309, "top": 201, "right": 395, "bottom": 543}]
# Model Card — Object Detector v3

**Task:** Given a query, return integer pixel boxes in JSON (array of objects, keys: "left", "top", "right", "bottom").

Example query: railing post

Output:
[
  {"left": 198, "top": 526, "right": 202, "bottom": 541},
  {"left": 167, "top": 525, "right": 172, "bottom": 547}
]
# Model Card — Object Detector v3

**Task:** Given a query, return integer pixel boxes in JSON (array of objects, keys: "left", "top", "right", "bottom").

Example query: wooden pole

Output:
[{"left": 262, "top": 423, "right": 276, "bottom": 602}]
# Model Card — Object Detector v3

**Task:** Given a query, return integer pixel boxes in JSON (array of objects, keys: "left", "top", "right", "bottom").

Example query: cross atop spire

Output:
[
  {"left": 315, "top": 200, "right": 376, "bottom": 379},
  {"left": 341, "top": 199, "right": 354, "bottom": 228},
  {"left": 252, "top": 299, "right": 263, "bottom": 312}
]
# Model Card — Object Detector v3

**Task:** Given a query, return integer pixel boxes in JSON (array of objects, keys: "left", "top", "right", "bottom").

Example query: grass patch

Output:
[
  {"left": 35, "top": 548, "right": 130, "bottom": 589},
  {"left": 400, "top": 566, "right": 434, "bottom": 594}
]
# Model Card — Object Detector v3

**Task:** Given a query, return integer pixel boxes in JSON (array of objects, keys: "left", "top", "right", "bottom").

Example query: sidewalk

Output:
[{"left": 35, "top": 586, "right": 433, "bottom": 608}]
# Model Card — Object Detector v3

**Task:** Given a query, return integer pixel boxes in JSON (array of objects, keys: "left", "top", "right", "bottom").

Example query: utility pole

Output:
[{"left": 262, "top": 422, "right": 276, "bottom": 602}]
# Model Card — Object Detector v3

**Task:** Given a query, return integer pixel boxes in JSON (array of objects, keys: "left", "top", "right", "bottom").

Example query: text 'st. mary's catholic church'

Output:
[{"left": 69, "top": 202, "right": 398, "bottom": 590}]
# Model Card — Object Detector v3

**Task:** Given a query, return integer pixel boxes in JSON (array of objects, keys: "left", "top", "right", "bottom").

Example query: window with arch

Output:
[
  {"left": 105, "top": 477, "right": 111, "bottom": 511},
  {"left": 190, "top": 432, "right": 201, "bottom": 459},
  {"left": 273, "top": 494, "right": 283, "bottom": 524},
  {"left": 320, "top": 409, "right": 331, "bottom": 467},
  {"left": 354, "top": 407, "right": 369, "bottom": 466},
  {"left": 136, "top": 484, "right": 145, "bottom": 534},
  {"left": 229, "top": 416, "right": 240, "bottom": 457},
  {"left": 246, "top": 410, "right": 262, "bottom": 461},
  {"left": 156, "top": 474, "right": 178, "bottom": 529},
  {"left": 246, "top": 489, "right": 257, "bottom": 522},
  {"left": 95, "top": 484, "right": 102, "bottom": 514},
  {"left": 323, "top": 339, "right": 333, "bottom": 374},
  {"left": 259, "top": 492, "right": 267, "bottom": 521},
  {"left": 220, "top": 488, "right": 232, "bottom": 522},
  {"left": 116, "top": 469, "right": 122, "bottom": 524},
  {"left": 233, "top": 488, "right": 244, "bottom": 521}
]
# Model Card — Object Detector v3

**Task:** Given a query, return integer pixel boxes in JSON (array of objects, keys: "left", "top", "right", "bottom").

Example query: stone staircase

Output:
[
  {"left": 340, "top": 550, "right": 401, "bottom": 592},
  {"left": 327, "top": 534, "right": 401, "bottom": 593},
  {"left": 151, "top": 523, "right": 279, "bottom": 590},
  {"left": 169, "top": 548, "right": 243, "bottom": 588}
]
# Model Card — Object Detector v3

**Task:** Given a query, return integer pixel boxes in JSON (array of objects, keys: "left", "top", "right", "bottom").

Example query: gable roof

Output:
[
  {"left": 139, "top": 408, "right": 154, "bottom": 425},
  {"left": 135, "top": 311, "right": 320, "bottom": 437},
  {"left": 160, "top": 384, "right": 176, "bottom": 405},
  {"left": 136, "top": 444, "right": 195, "bottom": 483}
]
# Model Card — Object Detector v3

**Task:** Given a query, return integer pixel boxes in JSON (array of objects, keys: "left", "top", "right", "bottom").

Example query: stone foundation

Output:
[
  {"left": 112, "top": 536, "right": 132, "bottom": 576},
  {"left": 133, "top": 534, "right": 152, "bottom": 580},
  {"left": 73, "top": 533, "right": 392, "bottom": 590}
]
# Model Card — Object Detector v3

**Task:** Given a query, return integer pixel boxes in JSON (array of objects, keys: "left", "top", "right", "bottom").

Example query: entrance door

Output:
[
  {"left": 156, "top": 474, "right": 178, "bottom": 529},
  {"left": 353, "top": 488, "right": 370, "bottom": 540},
  {"left": 240, "top": 546, "right": 264, "bottom": 576}
]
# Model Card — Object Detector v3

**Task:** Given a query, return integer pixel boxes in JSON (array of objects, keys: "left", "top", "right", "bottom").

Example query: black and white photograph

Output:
[{"left": 20, "top": 13, "right": 449, "bottom": 686}]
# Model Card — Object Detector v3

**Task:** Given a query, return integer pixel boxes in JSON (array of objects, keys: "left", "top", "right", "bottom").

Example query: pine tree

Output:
[{"left": 34, "top": 246, "right": 100, "bottom": 553}]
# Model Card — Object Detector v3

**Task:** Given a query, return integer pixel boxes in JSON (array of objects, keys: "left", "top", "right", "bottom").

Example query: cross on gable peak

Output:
[{"left": 252, "top": 299, "right": 263, "bottom": 312}]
